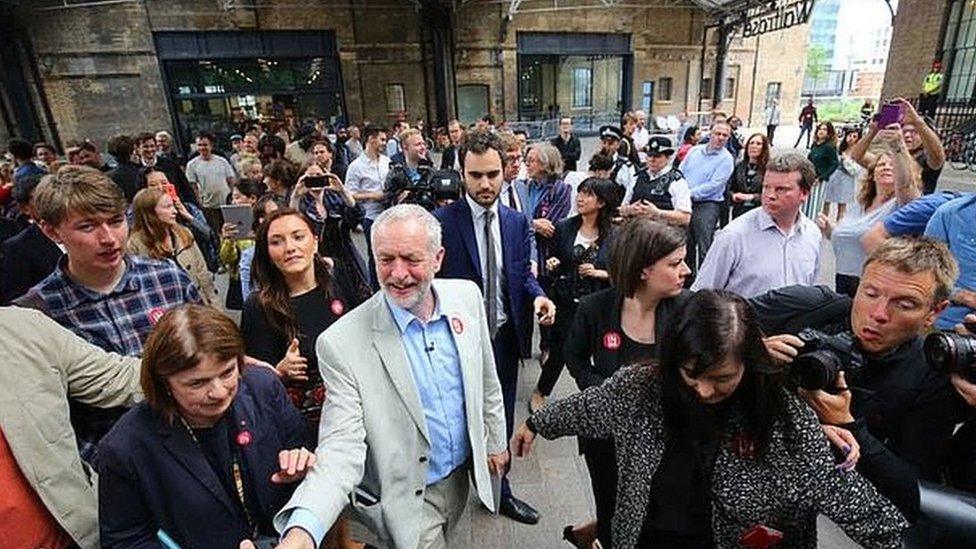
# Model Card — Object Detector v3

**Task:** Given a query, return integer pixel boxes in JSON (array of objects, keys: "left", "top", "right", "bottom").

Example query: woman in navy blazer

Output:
[{"left": 98, "top": 305, "right": 314, "bottom": 549}]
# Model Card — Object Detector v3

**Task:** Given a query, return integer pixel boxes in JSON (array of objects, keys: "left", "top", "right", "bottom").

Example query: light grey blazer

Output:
[{"left": 274, "top": 279, "right": 507, "bottom": 547}]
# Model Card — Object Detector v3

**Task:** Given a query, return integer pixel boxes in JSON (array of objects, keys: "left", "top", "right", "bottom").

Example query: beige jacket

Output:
[
  {"left": 0, "top": 307, "right": 142, "bottom": 548},
  {"left": 127, "top": 232, "right": 219, "bottom": 308},
  {"left": 274, "top": 279, "right": 507, "bottom": 548}
]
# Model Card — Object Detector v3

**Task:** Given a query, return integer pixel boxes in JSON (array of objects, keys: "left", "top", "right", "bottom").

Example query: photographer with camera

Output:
[
  {"left": 754, "top": 237, "right": 959, "bottom": 527},
  {"left": 383, "top": 129, "right": 434, "bottom": 206}
]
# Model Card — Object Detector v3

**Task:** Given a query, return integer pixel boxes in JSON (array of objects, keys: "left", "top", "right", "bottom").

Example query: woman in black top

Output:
[
  {"left": 240, "top": 209, "right": 358, "bottom": 428},
  {"left": 514, "top": 291, "right": 907, "bottom": 549},
  {"left": 557, "top": 218, "right": 692, "bottom": 548},
  {"left": 727, "top": 132, "right": 769, "bottom": 219},
  {"left": 529, "top": 177, "right": 618, "bottom": 413}
]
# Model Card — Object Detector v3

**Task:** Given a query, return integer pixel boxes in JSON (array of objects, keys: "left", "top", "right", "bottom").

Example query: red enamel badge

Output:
[
  {"left": 147, "top": 307, "right": 166, "bottom": 325},
  {"left": 603, "top": 331, "right": 621, "bottom": 350},
  {"left": 236, "top": 430, "right": 252, "bottom": 447},
  {"left": 451, "top": 317, "right": 464, "bottom": 334},
  {"left": 330, "top": 299, "right": 345, "bottom": 316}
]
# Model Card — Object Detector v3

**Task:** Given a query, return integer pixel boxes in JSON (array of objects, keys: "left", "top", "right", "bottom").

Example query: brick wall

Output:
[{"left": 882, "top": 0, "right": 948, "bottom": 100}]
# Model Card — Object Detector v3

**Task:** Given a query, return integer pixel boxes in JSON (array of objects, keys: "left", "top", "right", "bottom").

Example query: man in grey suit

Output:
[{"left": 269, "top": 204, "right": 508, "bottom": 549}]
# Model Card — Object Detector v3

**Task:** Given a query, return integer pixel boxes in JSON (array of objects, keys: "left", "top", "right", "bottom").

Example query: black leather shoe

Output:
[{"left": 499, "top": 494, "right": 541, "bottom": 524}]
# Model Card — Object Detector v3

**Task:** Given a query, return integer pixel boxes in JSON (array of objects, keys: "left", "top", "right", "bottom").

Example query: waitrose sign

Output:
[{"left": 740, "top": 0, "right": 815, "bottom": 38}]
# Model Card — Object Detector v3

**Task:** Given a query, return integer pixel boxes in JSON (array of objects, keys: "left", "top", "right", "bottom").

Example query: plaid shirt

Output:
[{"left": 15, "top": 254, "right": 202, "bottom": 356}]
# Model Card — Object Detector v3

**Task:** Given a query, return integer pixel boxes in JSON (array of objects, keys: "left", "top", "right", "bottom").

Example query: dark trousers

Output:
[
  {"left": 919, "top": 94, "right": 939, "bottom": 119},
  {"left": 582, "top": 438, "right": 617, "bottom": 549},
  {"left": 362, "top": 217, "right": 379, "bottom": 291},
  {"left": 535, "top": 301, "right": 577, "bottom": 396},
  {"left": 688, "top": 201, "right": 722, "bottom": 275},
  {"left": 492, "top": 320, "right": 521, "bottom": 499},
  {"left": 794, "top": 122, "right": 813, "bottom": 148},
  {"left": 767, "top": 124, "right": 777, "bottom": 144}
]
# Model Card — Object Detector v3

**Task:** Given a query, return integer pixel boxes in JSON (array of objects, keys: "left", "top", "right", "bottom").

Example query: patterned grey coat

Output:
[{"left": 531, "top": 363, "right": 908, "bottom": 548}]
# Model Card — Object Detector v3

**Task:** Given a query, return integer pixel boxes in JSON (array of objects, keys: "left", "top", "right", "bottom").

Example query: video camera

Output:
[
  {"left": 792, "top": 329, "right": 865, "bottom": 391},
  {"left": 387, "top": 164, "right": 462, "bottom": 211},
  {"left": 924, "top": 329, "right": 976, "bottom": 383}
]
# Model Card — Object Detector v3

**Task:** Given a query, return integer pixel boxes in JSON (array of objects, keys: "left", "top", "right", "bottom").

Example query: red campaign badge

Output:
[
  {"left": 236, "top": 430, "right": 252, "bottom": 447},
  {"left": 732, "top": 433, "right": 757, "bottom": 460},
  {"left": 330, "top": 299, "right": 345, "bottom": 316},
  {"left": 738, "top": 524, "right": 784, "bottom": 548},
  {"left": 451, "top": 317, "right": 464, "bottom": 335},
  {"left": 603, "top": 331, "right": 622, "bottom": 351},
  {"left": 147, "top": 307, "right": 167, "bottom": 325}
]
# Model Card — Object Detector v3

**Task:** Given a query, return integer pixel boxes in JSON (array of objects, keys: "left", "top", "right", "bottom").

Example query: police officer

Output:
[
  {"left": 619, "top": 135, "right": 692, "bottom": 227},
  {"left": 597, "top": 125, "right": 634, "bottom": 208}
]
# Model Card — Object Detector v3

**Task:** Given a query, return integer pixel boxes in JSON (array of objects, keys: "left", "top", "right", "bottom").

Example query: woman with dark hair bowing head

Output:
[
  {"left": 240, "top": 208, "right": 358, "bottom": 427},
  {"left": 529, "top": 177, "right": 618, "bottom": 413},
  {"left": 552, "top": 218, "right": 691, "bottom": 548},
  {"left": 514, "top": 290, "right": 907, "bottom": 549},
  {"left": 727, "top": 132, "right": 770, "bottom": 219},
  {"left": 97, "top": 304, "right": 314, "bottom": 548}
]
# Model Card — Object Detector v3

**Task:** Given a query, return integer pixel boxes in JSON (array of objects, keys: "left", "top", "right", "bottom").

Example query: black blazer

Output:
[
  {"left": 547, "top": 216, "right": 614, "bottom": 307},
  {"left": 1, "top": 223, "right": 63, "bottom": 304},
  {"left": 565, "top": 287, "right": 690, "bottom": 390},
  {"left": 440, "top": 145, "right": 459, "bottom": 171},
  {"left": 98, "top": 367, "right": 311, "bottom": 548}
]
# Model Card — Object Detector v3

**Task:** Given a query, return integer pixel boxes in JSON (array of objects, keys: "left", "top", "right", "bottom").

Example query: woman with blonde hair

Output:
[
  {"left": 817, "top": 128, "right": 921, "bottom": 297},
  {"left": 128, "top": 187, "right": 218, "bottom": 307}
]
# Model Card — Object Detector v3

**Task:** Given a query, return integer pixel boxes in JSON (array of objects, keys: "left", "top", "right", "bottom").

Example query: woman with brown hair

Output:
[
  {"left": 817, "top": 129, "right": 921, "bottom": 297},
  {"left": 727, "top": 132, "right": 770, "bottom": 219},
  {"left": 805, "top": 121, "right": 839, "bottom": 219},
  {"left": 97, "top": 304, "right": 314, "bottom": 548},
  {"left": 127, "top": 187, "right": 218, "bottom": 307},
  {"left": 240, "top": 208, "right": 360, "bottom": 426}
]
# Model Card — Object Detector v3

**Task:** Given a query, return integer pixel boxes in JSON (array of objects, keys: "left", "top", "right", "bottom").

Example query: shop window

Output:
[
  {"left": 658, "top": 77, "right": 673, "bottom": 101},
  {"left": 573, "top": 67, "right": 592, "bottom": 108},
  {"left": 385, "top": 83, "right": 406, "bottom": 113}
]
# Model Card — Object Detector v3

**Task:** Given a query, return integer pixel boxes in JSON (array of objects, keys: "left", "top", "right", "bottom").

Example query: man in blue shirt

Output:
[
  {"left": 8, "top": 138, "right": 47, "bottom": 184},
  {"left": 679, "top": 120, "right": 735, "bottom": 274},
  {"left": 924, "top": 193, "right": 976, "bottom": 329},
  {"left": 270, "top": 205, "right": 507, "bottom": 549}
]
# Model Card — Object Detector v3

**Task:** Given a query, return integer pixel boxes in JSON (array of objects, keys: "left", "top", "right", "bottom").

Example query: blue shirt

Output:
[
  {"left": 678, "top": 144, "right": 735, "bottom": 202},
  {"left": 13, "top": 162, "right": 46, "bottom": 183},
  {"left": 883, "top": 191, "right": 962, "bottom": 237},
  {"left": 924, "top": 194, "right": 976, "bottom": 329},
  {"left": 385, "top": 292, "right": 470, "bottom": 484}
]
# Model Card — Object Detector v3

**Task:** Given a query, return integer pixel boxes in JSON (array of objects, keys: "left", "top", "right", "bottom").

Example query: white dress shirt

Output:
[{"left": 465, "top": 194, "right": 508, "bottom": 326}]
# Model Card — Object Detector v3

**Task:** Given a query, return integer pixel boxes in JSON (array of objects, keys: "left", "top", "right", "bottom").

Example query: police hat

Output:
[
  {"left": 229, "top": 134, "right": 243, "bottom": 142},
  {"left": 644, "top": 135, "right": 675, "bottom": 156},
  {"left": 599, "top": 125, "right": 623, "bottom": 141}
]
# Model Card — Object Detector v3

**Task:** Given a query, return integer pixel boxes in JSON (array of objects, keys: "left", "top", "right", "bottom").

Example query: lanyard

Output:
[{"left": 179, "top": 416, "right": 258, "bottom": 538}]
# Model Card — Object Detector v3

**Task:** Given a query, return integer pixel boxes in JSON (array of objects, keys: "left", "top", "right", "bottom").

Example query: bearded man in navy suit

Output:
[{"left": 433, "top": 130, "right": 556, "bottom": 525}]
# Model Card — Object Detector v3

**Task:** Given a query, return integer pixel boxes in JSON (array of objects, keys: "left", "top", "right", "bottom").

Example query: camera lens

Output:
[
  {"left": 793, "top": 350, "right": 843, "bottom": 391},
  {"left": 924, "top": 332, "right": 976, "bottom": 375}
]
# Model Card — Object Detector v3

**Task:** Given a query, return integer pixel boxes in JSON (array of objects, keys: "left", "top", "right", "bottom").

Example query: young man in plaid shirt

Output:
[{"left": 15, "top": 165, "right": 202, "bottom": 462}]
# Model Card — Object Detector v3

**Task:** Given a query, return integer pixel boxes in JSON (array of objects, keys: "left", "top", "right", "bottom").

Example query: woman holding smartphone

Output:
[{"left": 292, "top": 162, "right": 372, "bottom": 304}]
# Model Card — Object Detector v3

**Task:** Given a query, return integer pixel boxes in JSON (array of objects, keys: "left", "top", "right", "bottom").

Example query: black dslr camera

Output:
[
  {"left": 792, "top": 329, "right": 865, "bottom": 391},
  {"left": 388, "top": 165, "right": 462, "bottom": 211},
  {"left": 924, "top": 329, "right": 976, "bottom": 383}
]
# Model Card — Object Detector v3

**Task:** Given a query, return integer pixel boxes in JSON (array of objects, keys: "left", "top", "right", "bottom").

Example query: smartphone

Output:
[
  {"left": 304, "top": 175, "right": 328, "bottom": 189},
  {"left": 161, "top": 182, "right": 179, "bottom": 203},
  {"left": 876, "top": 103, "right": 903, "bottom": 127}
]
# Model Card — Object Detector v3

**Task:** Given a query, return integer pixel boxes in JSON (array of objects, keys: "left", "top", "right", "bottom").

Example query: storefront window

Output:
[{"left": 518, "top": 54, "right": 624, "bottom": 122}]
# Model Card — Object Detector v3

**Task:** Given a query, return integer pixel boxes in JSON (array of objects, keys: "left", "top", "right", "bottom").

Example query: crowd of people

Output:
[{"left": 2, "top": 95, "right": 976, "bottom": 549}]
